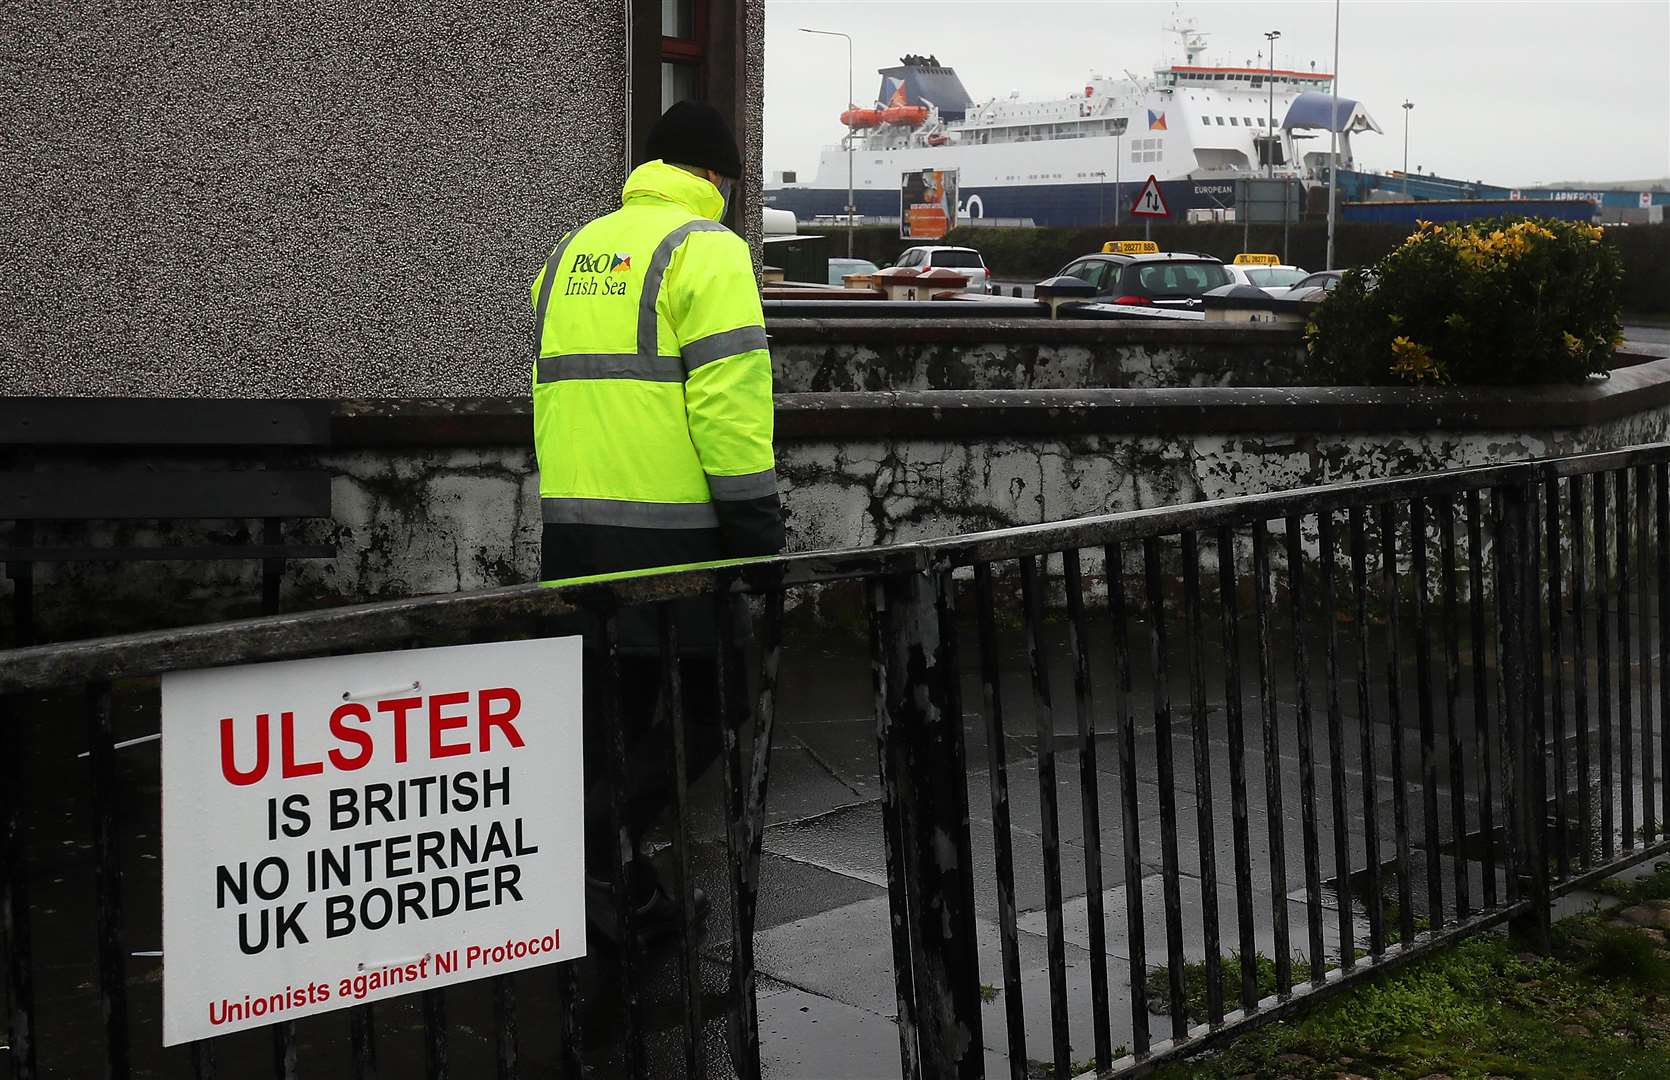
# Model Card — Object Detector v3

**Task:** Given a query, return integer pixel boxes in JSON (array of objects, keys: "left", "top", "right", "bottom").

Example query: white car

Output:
[
  {"left": 1224, "top": 260, "right": 1311, "bottom": 297},
  {"left": 891, "top": 246, "right": 993, "bottom": 293}
]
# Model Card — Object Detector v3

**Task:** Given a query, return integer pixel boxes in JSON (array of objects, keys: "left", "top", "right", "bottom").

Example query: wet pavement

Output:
[
  {"left": 6, "top": 594, "right": 1668, "bottom": 1078},
  {"left": 734, "top": 599, "right": 1670, "bottom": 1078}
]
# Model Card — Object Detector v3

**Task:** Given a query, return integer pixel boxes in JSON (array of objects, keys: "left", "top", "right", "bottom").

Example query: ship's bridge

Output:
[{"left": 1162, "top": 65, "right": 1333, "bottom": 90}]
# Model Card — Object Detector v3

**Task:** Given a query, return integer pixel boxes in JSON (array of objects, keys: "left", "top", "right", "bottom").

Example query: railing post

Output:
[
  {"left": 3, "top": 694, "right": 37, "bottom": 1080},
  {"left": 1501, "top": 482, "right": 1552, "bottom": 950},
  {"left": 878, "top": 559, "right": 985, "bottom": 1080}
]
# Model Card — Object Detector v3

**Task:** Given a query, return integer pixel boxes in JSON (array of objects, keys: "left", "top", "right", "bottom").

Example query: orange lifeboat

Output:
[
  {"left": 840, "top": 107, "right": 883, "bottom": 129},
  {"left": 881, "top": 104, "right": 929, "bottom": 127}
]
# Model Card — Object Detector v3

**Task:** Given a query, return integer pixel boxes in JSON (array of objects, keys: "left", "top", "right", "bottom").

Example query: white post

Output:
[{"left": 1325, "top": 0, "right": 1340, "bottom": 271}]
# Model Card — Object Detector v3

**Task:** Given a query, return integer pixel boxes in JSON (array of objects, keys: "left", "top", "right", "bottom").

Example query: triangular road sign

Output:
[{"left": 1130, "top": 174, "right": 1170, "bottom": 218}]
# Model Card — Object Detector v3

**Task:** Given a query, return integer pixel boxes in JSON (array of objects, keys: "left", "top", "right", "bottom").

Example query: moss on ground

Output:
[
  {"left": 1143, "top": 952, "right": 1282, "bottom": 1028},
  {"left": 1596, "top": 860, "right": 1670, "bottom": 905},
  {"left": 1142, "top": 869, "right": 1670, "bottom": 1079}
]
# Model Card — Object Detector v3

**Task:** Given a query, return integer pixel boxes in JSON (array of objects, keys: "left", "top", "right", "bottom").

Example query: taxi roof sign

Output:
[
  {"left": 1233, "top": 253, "right": 1281, "bottom": 265},
  {"left": 1102, "top": 240, "right": 1159, "bottom": 254}
]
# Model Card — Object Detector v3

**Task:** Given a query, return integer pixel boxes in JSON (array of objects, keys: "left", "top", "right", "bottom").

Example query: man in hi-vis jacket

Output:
[{"left": 531, "top": 101, "right": 782, "bottom": 940}]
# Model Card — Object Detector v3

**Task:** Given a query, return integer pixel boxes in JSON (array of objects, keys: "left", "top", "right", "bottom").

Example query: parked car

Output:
[
  {"left": 1290, "top": 269, "right": 1348, "bottom": 293},
  {"left": 1051, "top": 241, "right": 1231, "bottom": 307},
  {"left": 827, "top": 257, "right": 880, "bottom": 286},
  {"left": 892, "top": 245, "right": 993, "bottom": 293},
  {"left": 1224, "top": 254, "right": 1311, "bottom": 296},
  {"left": 1286, "top": 269, "right": 1376, "bottom": 301}
]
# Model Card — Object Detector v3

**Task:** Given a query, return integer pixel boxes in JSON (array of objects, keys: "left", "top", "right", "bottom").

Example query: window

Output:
[
  {"left": 632, "top": 0, "right": 737, "bottom": 178},
  {"left": 1245, "top": 267, "right": 1309, "bottom": 287},
  {"left": 1216, "top": 116, "right": 1225, "bottom": 125},
  {"left": 659, "top": 0, "right": 704, "bottom": 110},
  {"left": 662, "top": 0, "right": 694, "bottom": 36},
  {"left": 1230, "top": 117, "right": 1239, "bottom": 126},
  {"left": 661, "top": 62, "right": 699, "bottom": 108},
  {"left": 1131, "top": 261, "right": 1231, "bottom": 295},
  {"left": 930, "top": 250, "right": 984, "bottom": 269},
  {"left": 1062, "top": 260, "right": 1108, "bottom": 289}
]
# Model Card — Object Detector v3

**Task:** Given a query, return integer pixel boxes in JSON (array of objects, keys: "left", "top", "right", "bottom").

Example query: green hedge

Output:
[
  {"left": 800, "top": 226, "right": 908, "bottom": 268},
  {"left": 1609, "top": 223, "right": 1670, "bottom": 315},
  {"left": 803, "top": 221, "right": 1670, "bottom": 313}
]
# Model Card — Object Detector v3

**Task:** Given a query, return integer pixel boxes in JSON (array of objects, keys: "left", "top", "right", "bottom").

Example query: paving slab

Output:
[
  {"left": 751, "top": 895, "right": 1117, "bottom": 1069},
  {"left": 758, "top": 982, "right": 914, "bottom": 1080},
  {"left": 1018, "top": 872, "right": 1329, "bottom": 971},
  {"left": 766, "top": 740, "right": 877, "bottom": 827},
  {"left": 764, "top": 800, "right": 889, "bottom": 887},
  {"left": 757, "top": 851, "right": 889, "bottom": 933}
]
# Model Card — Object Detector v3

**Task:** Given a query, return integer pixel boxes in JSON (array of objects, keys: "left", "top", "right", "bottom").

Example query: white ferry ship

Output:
[{"left": 765, "top": 18, "right": 1383, "bottom": 228}]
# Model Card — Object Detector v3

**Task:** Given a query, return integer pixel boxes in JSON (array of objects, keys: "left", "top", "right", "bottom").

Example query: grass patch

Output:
[
  {"left": 1147, "top": 924, "right": 1670, "bottom": 1079},
  {"left": 1560, "top": 915, "right": 1670, "bottom": 992},
  {"left": 1025, "top": 1057, "right": 1097, "bottom": 1079},
  {"left": 1596, "top": 860, "right": 1670, "bottom": 905},
  {"left": 1144, "top": 952, "right": 1282, "bottom": 1026}
]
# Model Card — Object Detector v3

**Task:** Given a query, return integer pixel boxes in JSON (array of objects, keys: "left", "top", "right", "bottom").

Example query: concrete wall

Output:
[
  {"left": 3, "top": 2, "right": 756, "bottom": 400},
  {"left": 767, "top": 320, "right": 1308, "bottom": 391},
  {"left": 779, "top": 414, "right": 1670, "bottom": 550},
  {"left": 10, "top": 360, "right": 1670, "bottom": 639}
]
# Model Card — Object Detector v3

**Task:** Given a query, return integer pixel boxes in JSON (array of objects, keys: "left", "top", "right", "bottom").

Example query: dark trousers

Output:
[
  {"left": 543, "top": 524, "right": 738, "bottom": 882},
  {"left": 583, "top": 651, "right": 747, "bottom": 884}
]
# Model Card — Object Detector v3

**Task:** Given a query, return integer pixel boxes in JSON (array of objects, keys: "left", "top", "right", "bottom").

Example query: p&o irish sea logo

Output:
[{"left": 565, "top": 252, "right": 632, "bottom": 296}]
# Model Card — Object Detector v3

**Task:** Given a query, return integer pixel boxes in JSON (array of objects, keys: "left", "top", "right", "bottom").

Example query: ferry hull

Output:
[{"left": 764, "top": 178, "right": 1247, "bottom": 229}]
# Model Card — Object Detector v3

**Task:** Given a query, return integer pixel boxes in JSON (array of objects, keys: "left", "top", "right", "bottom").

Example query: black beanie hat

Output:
[{"left": 645, "top": 100, "right": 744, "bottom": 179}]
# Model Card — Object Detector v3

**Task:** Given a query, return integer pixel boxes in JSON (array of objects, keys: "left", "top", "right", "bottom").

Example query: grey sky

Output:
[{"left": 765, "top": 0, "right": 1670, "bottom": 187}]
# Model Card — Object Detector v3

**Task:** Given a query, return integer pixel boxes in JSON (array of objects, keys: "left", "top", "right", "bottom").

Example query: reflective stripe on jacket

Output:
[{"left": 530, "top": 160, "right": 778, "bottom": 546}]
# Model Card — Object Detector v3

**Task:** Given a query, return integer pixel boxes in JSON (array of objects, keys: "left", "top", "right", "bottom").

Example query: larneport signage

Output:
[{"left": 160, "top": 638, "right": 584, "bottom": 1045}]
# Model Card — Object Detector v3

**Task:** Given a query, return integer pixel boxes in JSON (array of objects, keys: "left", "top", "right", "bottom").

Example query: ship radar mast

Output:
[{"left": 1163, "top": 8, "right": 1209, "bottom": 65}]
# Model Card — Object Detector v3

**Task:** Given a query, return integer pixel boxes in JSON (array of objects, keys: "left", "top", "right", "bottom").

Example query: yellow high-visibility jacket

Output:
[{"left": 531, "top": 160, "right": 781, "bottom": 578}]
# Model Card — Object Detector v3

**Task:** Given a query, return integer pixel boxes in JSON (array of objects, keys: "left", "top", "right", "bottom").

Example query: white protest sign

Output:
[{"left": 161, "top": 637, "right": 584, "bottom": 1046}]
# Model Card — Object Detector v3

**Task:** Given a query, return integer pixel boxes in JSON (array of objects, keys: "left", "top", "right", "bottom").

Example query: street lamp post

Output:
[
  {"left": 801, "top": 27, "right": 855, "bottom": 258},
  {"left": 1264, "top": 30, "right": 1281, "bottom": 179},
  {"left": 1114, "top": 132, "right": 1122, "bottom": 226},
  {"left": 1107, "top": 115, "right": 1127, "bottom": 227},
  {"left": 1402, "top": 100, "right": 1414, "bottom": 195},
  {"left": 1326, "top": 0, "right": 1340, "bottom": 270}
]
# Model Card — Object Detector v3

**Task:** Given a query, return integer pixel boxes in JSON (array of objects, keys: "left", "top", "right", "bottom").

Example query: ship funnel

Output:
[{"left": 874, "top": 56, "right": 974, "bottom": 122}]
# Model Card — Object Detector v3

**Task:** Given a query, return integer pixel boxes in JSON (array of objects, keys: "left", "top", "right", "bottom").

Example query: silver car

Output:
[{"left": 892, "top": 246, "right": 993, "bottom": 293}]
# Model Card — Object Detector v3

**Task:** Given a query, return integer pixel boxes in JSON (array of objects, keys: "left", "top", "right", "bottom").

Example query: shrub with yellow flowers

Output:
[{"left": 1302, "top": 216, "right": 1623, "bottom": 386}]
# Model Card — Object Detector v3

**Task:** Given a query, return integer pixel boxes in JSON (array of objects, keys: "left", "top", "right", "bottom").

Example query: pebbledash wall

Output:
[{"left": 1, "top": 1, "right": 765, "bottom": 399}]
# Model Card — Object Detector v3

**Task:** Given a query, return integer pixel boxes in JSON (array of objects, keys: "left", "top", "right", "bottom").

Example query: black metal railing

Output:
[{"left": 4, "top": 443, "right": 1670, "bottom": 1079}]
